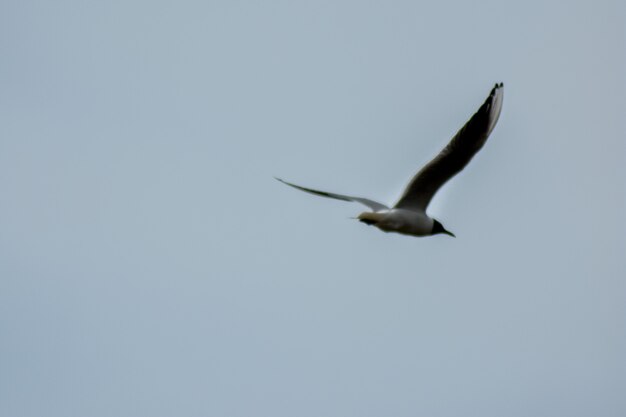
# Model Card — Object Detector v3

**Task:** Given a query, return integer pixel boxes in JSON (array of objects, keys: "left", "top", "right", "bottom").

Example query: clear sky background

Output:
[{"left": 1, "top": 1, "right": 625, "bottom": 416}]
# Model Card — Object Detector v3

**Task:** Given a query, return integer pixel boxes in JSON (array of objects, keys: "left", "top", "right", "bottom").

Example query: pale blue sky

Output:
[{"left": 1, "top": 1, "right": 625, "bottom": 416}]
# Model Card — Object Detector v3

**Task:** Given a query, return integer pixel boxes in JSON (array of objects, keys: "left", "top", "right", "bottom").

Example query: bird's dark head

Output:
[{"left": 432, "top": 219, "right": 456, "bottom": 238}]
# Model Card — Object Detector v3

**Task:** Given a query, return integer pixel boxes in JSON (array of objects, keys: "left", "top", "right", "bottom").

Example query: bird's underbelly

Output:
[{"left": 375, "top": 209, "right": 433, "bottom": 237}]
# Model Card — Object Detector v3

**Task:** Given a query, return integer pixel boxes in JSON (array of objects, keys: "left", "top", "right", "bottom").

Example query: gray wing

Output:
[
  {"left": 394, "top": 83, "right": 504, "bottom": 211},
  {"left": 276, "top": 178, "right": 388, "bottom": 212}
]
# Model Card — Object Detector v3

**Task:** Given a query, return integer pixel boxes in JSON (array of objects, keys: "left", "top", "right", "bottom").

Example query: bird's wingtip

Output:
[
  {"left": 489, "top": 82, "right": 504, "bottom": 97},
  {"left": 274, "top": 177, "right": 293, "bottom": 187}
]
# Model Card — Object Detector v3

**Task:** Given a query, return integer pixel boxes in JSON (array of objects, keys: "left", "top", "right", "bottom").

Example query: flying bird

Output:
[{"left": 277, "top": 83, "right": 504, "bottom": 238}]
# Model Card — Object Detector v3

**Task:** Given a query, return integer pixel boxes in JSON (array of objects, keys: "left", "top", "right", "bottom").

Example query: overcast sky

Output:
[{"left": 1, "top": 1, "right": 625, "bottom": 416}]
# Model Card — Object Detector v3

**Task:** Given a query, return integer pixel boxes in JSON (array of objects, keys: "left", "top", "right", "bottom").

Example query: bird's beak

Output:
[{"left": 443, "top": 230, "right": 456, "bottom": 238}]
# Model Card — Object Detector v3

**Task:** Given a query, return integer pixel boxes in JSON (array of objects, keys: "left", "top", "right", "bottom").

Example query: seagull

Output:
[{"left": 277, "top": 83, "right": 504, "bottom": 238}]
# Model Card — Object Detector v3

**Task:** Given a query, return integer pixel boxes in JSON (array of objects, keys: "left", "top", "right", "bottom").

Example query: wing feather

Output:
[
  {"left": 394, "top": 83, "right": 504, "bottom": 211},
  {"left": 276, "top": 178, "right": 388, "bottom": 212}
]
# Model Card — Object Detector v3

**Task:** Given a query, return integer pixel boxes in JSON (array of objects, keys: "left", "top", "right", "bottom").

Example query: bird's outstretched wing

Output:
[
  {"left": 394, "top": 83, "right": 504, "bottom": 212},
  {"left": 275, "top": 178, "right": 388, "bottom": 212}
]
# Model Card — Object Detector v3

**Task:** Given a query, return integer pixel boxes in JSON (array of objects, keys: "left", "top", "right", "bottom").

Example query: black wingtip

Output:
[
  {"left": 489, "top": 82, "right": 504, "bottom": 97},
  {"left": 275, "top": 177, "right": 301, "bottom": 191},
  {"left": 275, "top": 177, "right": 292, "bottom": 187}
]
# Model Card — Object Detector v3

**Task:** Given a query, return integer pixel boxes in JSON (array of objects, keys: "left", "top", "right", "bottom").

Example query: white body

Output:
[{"left": 358, "top": 209, "right": 434, "bottom": 237}]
